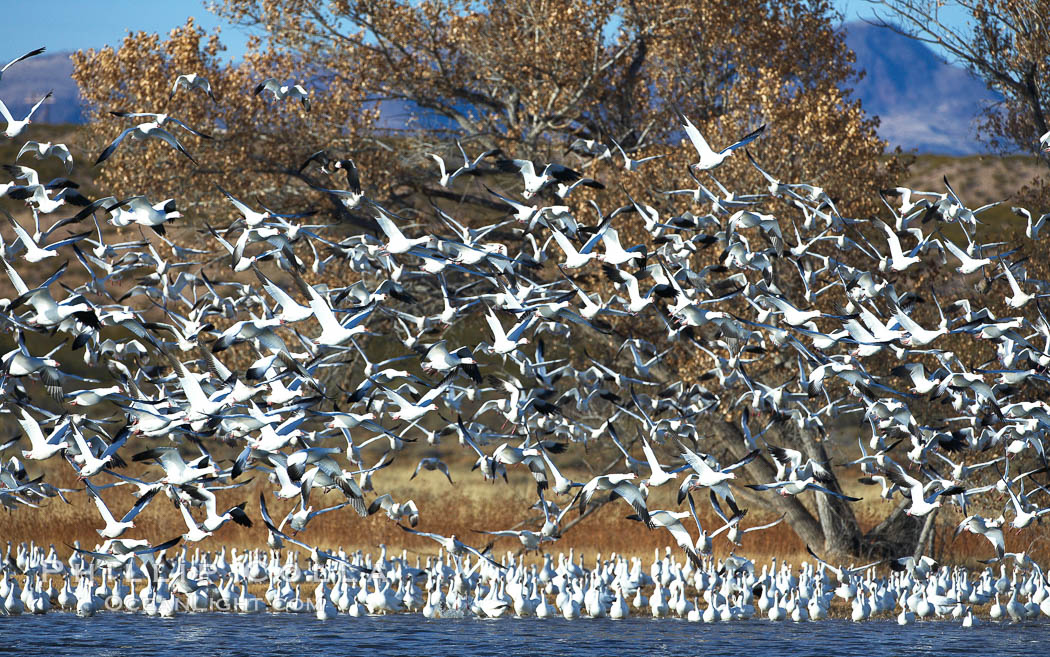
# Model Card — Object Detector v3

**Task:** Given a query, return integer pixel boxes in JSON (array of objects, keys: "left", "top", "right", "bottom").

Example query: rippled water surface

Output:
[{"left": 1, "top": 614, "right": 1046, "bottom": 656}]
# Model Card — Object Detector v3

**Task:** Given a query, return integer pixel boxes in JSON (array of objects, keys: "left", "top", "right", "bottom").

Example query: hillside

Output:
[
  {"left": 843, "top": 22, "right": 1000, "bottom": 155},
  {"left": 0, "top": 51, "right": 82, "bottom": 124}
]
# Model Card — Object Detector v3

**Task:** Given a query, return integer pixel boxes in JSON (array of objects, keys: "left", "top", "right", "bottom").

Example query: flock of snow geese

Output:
[{"left": 2, "top": 44, "right": 1050, "bottom": 623}]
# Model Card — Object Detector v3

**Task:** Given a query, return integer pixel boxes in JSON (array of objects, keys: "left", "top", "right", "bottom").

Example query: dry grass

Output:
[{"left": 3, "top": 442, "right": 1034, "bottom": 571}]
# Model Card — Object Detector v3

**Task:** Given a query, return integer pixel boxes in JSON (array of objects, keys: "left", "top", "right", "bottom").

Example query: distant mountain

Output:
[
  {"left": 842, "top": 21, "right": 999, "bottom": 155},
  {"left": 0, "top": 51, "right": 82, "bottom": 125}
]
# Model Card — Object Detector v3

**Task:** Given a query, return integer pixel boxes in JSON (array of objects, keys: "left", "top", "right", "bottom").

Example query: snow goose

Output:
[
  {"left": 1040, "top": 129, "right": 1050, "bottom": 152},
  {"left": 481, "top": 307, "right": 536, "bottom": 356},
  {"left": 747, "top": 476, "right": 862, "bottom": 501},
  {"left": 174, "top": 493, "right": 213, "bottom": 543},
  {"left": 410, "top": 457, "right": 454, "bottom": 484},
  {"left": 886, "top": 467, "right": 964, "bottom": 517},
  {"left": 0, "top": 46, "right": 45, "bottom": 82},
  {"left": 3, "top": 208, "right": 91, "bottom": 262},
  {"left": 676, "top": 108, "right": 765, "bottom": 170},
  {"left": 132, "top": 446, "right": 217, "bottom": 486},
  {"left": 17, "top": 408, "right": 69, "bottom": 461},
  {"left": 677, "top": 440, "right": 756, "bottom": 517},
  {"left": 609, "top": 137, "right": 665, "bottom": 172},
  {"left": 426, "top": 152, "right": 463, "bottom": 188},
  {"left": 5, "top": 180, "right": 91, "bottom": 214},
  {"left": 954, "top": 515, "right": 1005, "bottom": 561},
  {"left": 67, "top": 421, "right": 128, "bottom": 478},
  {"left": 16, "top": 141, "right": 73, "bottom": 173},
  {"left": 372, "top": 206, "right": 435, "bottom": 256},
  {"left": 170, "top": 73, "right": 217, "bottom": 102},
  {"left": 254, "top": 78, "right": 310, "bottom": 109},
  {"left": 495, "top": 157, "right": 591, "bottom": 198},
  {"left": 0, "top": 91, "right": 51, "bottom": 139},
  {"left": 376, "top": 371, "right": 455, "bottom": 423},
  {"left": 398, "top": 525, "right": 503, "bottom": 569},
  {"left": 95, "top": 119, "right": 199, "bottom": 166},
  {"left": 186, "top": 486, "right": 252, "bottom": 532},
  {"left": 421, "top": 340, "right": 481, "bottom": 382},
  {"left": 310, "top": 159, "right": 365, "bottom": 209},
  {"left": 545, "top": 222, "right": 608, "bottom": 269},
  {"left": 85, "top": 482, "right": 159, "bottom": 538}
]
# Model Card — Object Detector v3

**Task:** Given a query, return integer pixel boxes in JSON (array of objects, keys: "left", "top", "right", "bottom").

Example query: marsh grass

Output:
[{"left": 1, "top": 447, "right": 1031, "bottom": 570}]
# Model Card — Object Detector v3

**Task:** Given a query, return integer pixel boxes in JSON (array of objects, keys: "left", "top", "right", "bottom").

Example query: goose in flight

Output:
[
  {"left": 677, "top": 109, "right": 765, "bottom": 170},
  {"left": 885, "top": 467, "right": 965, "bottom": 517},
  {"left": 181, "top": 485, "right": 252, "bottom": 532},
  {"left": 677, "top": 439, "right": 756, "bottom": 516},
  {"left": 746, "top": 477, "right": 861, "bottom": 501},
  {"left": 254, "top": 78, "right": 310, "bottom": 109},
  {"left": 628, "top": 509, "right": 702, "bottom": 568},
  {"left": 170, "top": 73, "right": 217, "bottom": 102},
  {"left": 67, "top": 422, "right": 127, "bottom": 479},
  {"left": 132, "top": 446, "right": 217, "bottom": 486},
  {"left": 1010, "top": 206, "right": 1049, "bottom": 241},
  {"left": 640, "top": 437, "right": 678, "bottom": 488},
  {"left": 0, "top": 91, "right": 52, "bottom": 139},
  {"left": 545, "top": 222, "right": 608, "bottom": 269},
  {"left": 609, "top": 137, "right": 665, "bottom": 172},
  {"left": 259, "top": 495, "right": 368, "bottom": 570},
  {"left": 495, "top": 157, "right": 593, "bottom": 198},
  {"left": 373, "top": 206, "right": 435, "bottom": 255},
  {"left": 426, "top": 142, "right": 496, "bottom": 188},
  {"left": 410, "top": 457, "right": 454, "bottom": 484},
  {"left": 575, "top": 473, "right": 652, "bottom": 527},
  {"left": 174, "top": 492, "right": 213, "bottom": 542},
  {"left": 0, "top": 46, "right": 45, "bottom": 82},
  {"left": 367, "top": 494, "right": 419, "bottom": 527},
  {"left": 109, "top": 111, "right": 212, "bottom": 139},
  {"left": 85, "top": 482, "right": 159, "bottom": 539},
  {"left": 805, "top": 545, "right": 882, "bottom": 582},
  {"left": 421, "top": 341, "right": 481, "bottom": 383},
  {"left": 377, "top": 371, "right": 457, "bottom": 422},
  {"left": 474, "top": 528, "right": 555, "bottom": 553},
  {"left": 69, "top": 536, "right": 181, "bottom": 568},
  {"left": 1040, "top": 129, "right": 1050, "bottom": 152},
  {"left": 954, "top": 514, "right": 1005, "bottom": 561},
  {"left": 18, "top": 408, "right": 70, "bottom": 461},
  {"left": 481, "top": 308, "right": 536, "bottom": 356},
  {"left": 95, "top": 120, "right": 198, "bottom": 166},
  {"left": 17, "top": 141, "right": 73, "bottom": 173},
  {"left": 766, "top": 444, "right": 834, "bottom": 485},
  {"left": 310, "top": 159, "right": 365, "bottom": 209},
  {"left": 399, "top": 525, "right": 503, "bottom": 568}
]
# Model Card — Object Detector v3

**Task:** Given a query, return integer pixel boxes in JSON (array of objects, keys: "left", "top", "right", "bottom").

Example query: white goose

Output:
[
  {"left": 0, "top": 91, "right": 51, "bottom": 138},
  {"left": 95, "top": 120, "right": 198, "bottom": 166},
  {"left": 254, "top": 78, "right": 310, "bottom": 109},
  {"left": 677, "top": 108, "right": 765, "bottom": 170},
  {"left": 170, "top": 73, "right": 217, "bottom": 102},
  {"left": 17, "top": 141, "right": 73, "bottom": 173}
]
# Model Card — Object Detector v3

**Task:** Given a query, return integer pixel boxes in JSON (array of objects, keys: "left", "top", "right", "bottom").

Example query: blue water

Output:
[{"left": 0, "top": 614, "right": 1045, "bottom": 656}]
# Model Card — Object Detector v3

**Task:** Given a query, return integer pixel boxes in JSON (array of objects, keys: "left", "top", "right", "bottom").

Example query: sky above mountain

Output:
[{"left": 0, "top": 3, "right": 994, "bottom": 154}]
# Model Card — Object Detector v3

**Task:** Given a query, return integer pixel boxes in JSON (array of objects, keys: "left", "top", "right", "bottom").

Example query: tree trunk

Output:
[
  {"left": 789, "top": 422, "right": 862, "bottom": 556},
  {"left": 709, "top": 418, "right": 826, "bottom": 550},
  {"left": 913, "top": 509, "right": 938, "bottom": 560},
  {"left": 862, "top": 499, "right": 923, "bottom": 559}
]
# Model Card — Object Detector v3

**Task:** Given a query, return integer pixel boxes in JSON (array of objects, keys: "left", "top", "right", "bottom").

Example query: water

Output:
[{"left": 1, "top": 614, "right": 1045, "bottom": 656}]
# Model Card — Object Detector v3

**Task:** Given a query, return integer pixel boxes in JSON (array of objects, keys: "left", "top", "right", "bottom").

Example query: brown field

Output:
[{"left": 0, "top": 438, "right": 1024, "bottom": 571}]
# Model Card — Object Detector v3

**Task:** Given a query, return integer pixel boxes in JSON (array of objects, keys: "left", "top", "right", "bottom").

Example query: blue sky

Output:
[
  {"left": 2, "top": 1, "right": 969, "bottom": 61},
  {"left": 0, "top": 1, "right": 251, "bottom": 59}
]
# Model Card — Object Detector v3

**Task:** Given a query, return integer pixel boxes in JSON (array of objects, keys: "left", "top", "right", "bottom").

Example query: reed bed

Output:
[{"left": 1, "top": 443, "right": 1028, "bottom": 570}]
